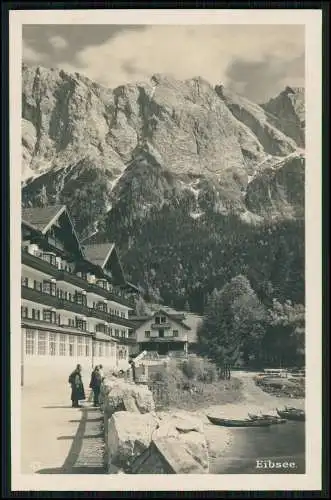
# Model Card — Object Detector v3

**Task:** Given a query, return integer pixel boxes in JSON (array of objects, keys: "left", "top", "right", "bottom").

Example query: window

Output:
[
  {"left": 37, "top": 332, "right": 47, "bottom": 355},
  {"left": 76, "top": 319, "right": 87, "bottom": 331},
  {"left": 77, "top": 337, "right": 83, "bottom": 357},
  {"left": 21, "top": 277, "right": 29, "bottom": 287},
  {"left": 99, "top": 343, "right": 103, "bottom": 357},
  {"left": 49, "top": 333, "right": 57, "bottom": 356},
  {"left": 68, "top": 318, "right": 75, "bottom": 327},
  {"left": 59, "top": 334, "right": 66, "bottom": 356},
  {"left": 121, "top": 312, "right": 125, "bottom": 318},
  {"left": 121, "top": 330, "right": 125, "bottom": 338},
  {"left": 34, "top": 280, "right": 42, "bottom": 291},
  {"left": 42, "top": 253, "right": 57, "bottom": 266},
  {"left": 97, "top": 280, "right": 107, "bottom": 289},
  {"left": 43, "top": 309, "right": 56, "bottom": 323},
  {"left": 75, "top": 292, "right": 87, "bottom": 306},
  {"left": 25, "top": 330, "right": 35, "bottom": 355},
  {"left": 145, "top": 331, "right": 150, "bottom": 338},
  {"left": 42, "top": 281, "right": 56, "bottom": 296},
  {"left": 161, "top": 316, "right": 166, "bottom": 323},
  {"left": 68, "top": 293, "right": 72, "bottom": 302},
  {"left": 173, "top": 330, "right": 179, "bottom": 337},
  {"left": 114, "top": 329, "right": 119, "bottom": 337},
  {"left": 97, "top": 302, "right": 107, "bottom": 312},
  {"left": 109, "top": 328, "right": 113, "bottom": 336},
  {"left": 159, "top": 328, "right": 164, "bottom": 338},
  {"left": 85, "top": 338, "right": 90, "bottom": 357},
  {"left": 57, "top": 314, "right": 61, "bottom": 325},
  {"left": 32, "top": 309, "right": 40, "bottom": 320},
  {"left": 21, "top": 306, "right": 28, "bottom": 319},
  {"left": 155, "top": 316, "right": 160, "bottom": 324},
  {"left": 69, "top": 336, "right": 75, "bottom": 356}
]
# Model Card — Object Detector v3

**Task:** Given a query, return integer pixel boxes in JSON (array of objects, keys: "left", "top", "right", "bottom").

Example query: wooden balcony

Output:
[
  {"left": 88, "top": 308, "right": 136, "bottom": 328},
  {"left": 57, "top": 270, "right": 88, "bottom": 290},
  {"left": 144, "top": 335, "right": 185, "bottom": 342},
  {"left": 86, "top": 282, "right": 134, "bottom": 308},
  {"left": 21, "top": 285, "right": 58, "bottom": 308},
  {"left": 151, "top": 322, "right": 171, "bottom": 329},
  {"left": 22, "top": 250, "right": 135, "bottom": 308},
  {"left": 57, "top": 298, "right": 90, "bottom": 317},
  {"left": 22, "top": 250, "right": 59, "bottom": 278}
]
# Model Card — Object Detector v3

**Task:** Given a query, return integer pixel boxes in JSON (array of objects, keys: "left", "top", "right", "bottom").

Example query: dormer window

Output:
[{"left": 155, "top": 315, "right": 167, "bottom": 324}]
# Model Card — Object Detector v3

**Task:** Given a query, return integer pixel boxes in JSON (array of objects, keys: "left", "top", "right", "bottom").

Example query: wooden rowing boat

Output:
[
  {"left": 276, "top": 408, "right": 305, "bottom": 421},
  {"left": 207, "top": 415, "right": 273, "bottom": 427}
]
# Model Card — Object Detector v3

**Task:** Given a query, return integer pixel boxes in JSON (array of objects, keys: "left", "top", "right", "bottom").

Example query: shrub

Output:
[{"left": 179, "top": 356, "right": 218, "bottom": 383}]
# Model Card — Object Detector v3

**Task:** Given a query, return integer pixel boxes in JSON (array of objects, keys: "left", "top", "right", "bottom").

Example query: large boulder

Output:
[
  {"left": 101, "top": 378, "right": 155, "bottom": 417},
  {"left": 153, "top": 411, "right": 209, "bottom": 472},
  {"left": 106, "top": 411, "right": 159, "bottom": 471}
]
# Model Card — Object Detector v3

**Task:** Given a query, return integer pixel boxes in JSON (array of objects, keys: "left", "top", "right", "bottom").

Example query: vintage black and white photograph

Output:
[{"left": 10, "top": 8, "right": 322, "bottom": 492}]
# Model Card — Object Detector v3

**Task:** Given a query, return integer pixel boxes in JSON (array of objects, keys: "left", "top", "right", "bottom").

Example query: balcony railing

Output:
[
  {"left": 21, "top": 285, "right": 59, "bottom": 308},
  {"left": 57, "top": 298, "right": 90, "bottom": 317},
  {"left": 151, "top": 322, "right": 171, "bottom": 329},
  {"left": 86, "top": 282, "right": 134, "bottom": 308},
  {"left": 21, "top": 284, "right": 136, "bottom": 329},
  {"left": 22, "top": 248, "right": 135, "bottom": 308},
  {"left": 144, "top": 336, "right": 185, "bottom": 342},
  {"left": 22, "top": 250, "right": 58, "bottom": 278},
  {"left": 57, "top": 270, "right": 88, "bottom": 290}
]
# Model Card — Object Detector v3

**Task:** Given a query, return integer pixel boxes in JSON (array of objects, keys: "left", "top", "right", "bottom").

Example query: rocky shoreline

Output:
[{"left": 99, "top": 371, "right": 305, "bottom": 474}]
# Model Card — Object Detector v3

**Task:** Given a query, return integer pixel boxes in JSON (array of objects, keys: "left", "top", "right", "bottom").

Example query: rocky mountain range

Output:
[{"left": 21, "top": 64, "right": 305, "bottom": 313}]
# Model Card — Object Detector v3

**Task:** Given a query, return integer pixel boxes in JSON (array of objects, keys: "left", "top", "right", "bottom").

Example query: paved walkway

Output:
[{"left": 21, "top": 379, "right": 105, "bottom": 474}]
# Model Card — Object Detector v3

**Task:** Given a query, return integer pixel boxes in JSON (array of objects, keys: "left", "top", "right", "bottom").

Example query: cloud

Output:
[
  {"left": 22, "top": 42, "right": 46, "bottom": 63},
  {"left": 23, "top": 25, "right": 305, "bottom": 101},
  {"left": 48, "top": 35, "right": 68, "bottom": 50},
  {"left": 226, "top": 52, "right": 305, "bottom": 102}
]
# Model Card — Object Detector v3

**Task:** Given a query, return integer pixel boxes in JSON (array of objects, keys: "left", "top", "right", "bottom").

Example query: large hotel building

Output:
[{"left": 21, "top": 204, "right": 139, "bottom": 387}]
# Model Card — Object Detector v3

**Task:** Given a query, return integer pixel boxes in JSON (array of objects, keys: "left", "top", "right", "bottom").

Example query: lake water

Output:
[{"left": 210, "top": 421, "right": 305, "bottom": 474}]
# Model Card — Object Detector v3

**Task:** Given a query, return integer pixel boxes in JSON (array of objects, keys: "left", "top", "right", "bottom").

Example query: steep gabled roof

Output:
[
  {"left": 83, "top": 243, "right": 116, "bottom": 269},
  {"left": 22, "top": 205, "right": 65, "bottom": 232},
  {"left": 22, "top": 204, "right": 84, "bottom": 256},
  {"left": 82, "top": 242, "right": 126, "bottom": 285}
]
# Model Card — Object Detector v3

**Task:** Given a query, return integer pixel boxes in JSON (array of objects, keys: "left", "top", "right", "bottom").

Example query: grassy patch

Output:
[{"left": 148, "top": 358, "right": 243, "bottom": 411}]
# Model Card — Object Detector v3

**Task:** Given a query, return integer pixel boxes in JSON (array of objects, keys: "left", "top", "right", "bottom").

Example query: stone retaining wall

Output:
[{"left": 100, "top": 376, "right": 210, "bottom": 474}]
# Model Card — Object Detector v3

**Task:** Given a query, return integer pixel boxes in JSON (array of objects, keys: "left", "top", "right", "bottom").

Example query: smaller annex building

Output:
[{"left": 130, "top": 308, "right": 201, "bottom": 358}]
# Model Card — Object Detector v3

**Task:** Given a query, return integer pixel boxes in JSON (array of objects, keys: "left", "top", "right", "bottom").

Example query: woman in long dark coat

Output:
[{"left": 68, "top": 364, "right": 85, "bottom": 408}]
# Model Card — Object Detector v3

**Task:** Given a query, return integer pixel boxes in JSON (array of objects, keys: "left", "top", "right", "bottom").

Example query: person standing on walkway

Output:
[
  {"left": 68, "top": 364, "right": 86, "bottom": 408},
  {"left": 89, "top": 366, "right": 102, "bottom": 407},
  {"left": 98, "top": 365, "right": 104, "bottom": 381}
]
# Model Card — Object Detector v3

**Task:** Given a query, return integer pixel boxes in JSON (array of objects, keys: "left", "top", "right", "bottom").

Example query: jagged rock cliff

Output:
[{"left": 21, "top": 64, "right": 305, "bottom": 312}]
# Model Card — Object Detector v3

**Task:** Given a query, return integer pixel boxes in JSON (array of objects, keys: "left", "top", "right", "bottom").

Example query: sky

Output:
[{"left": 22, "top": 24, "right": 305, "bottom": 103}]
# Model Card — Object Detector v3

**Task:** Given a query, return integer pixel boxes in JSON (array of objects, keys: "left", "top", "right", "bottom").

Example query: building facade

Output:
[
  {"left": 21, "top": 205, "right": 138, "bottom": 387},
  {"left": 131, "top": 309, "right": 192, "bottom": 357}
]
